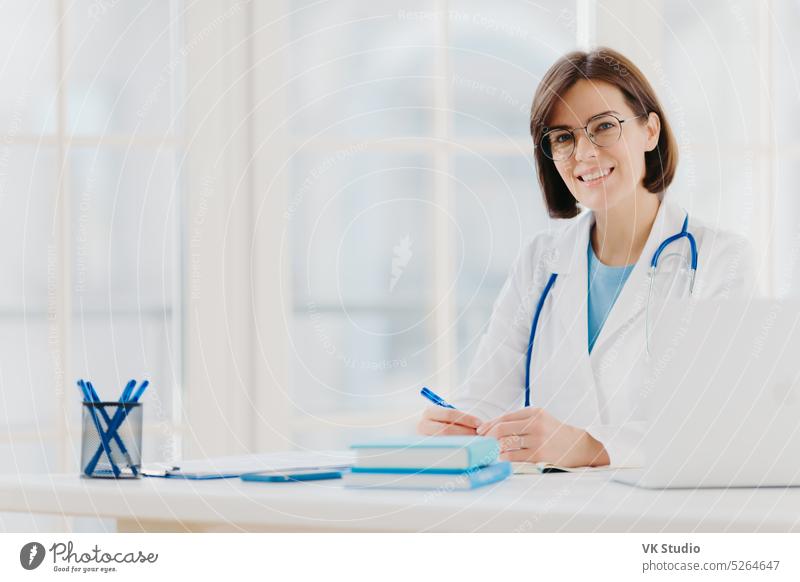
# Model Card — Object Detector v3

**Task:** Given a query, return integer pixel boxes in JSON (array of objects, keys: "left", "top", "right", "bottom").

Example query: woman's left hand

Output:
[{"left": 476, "top": 407, "right": 610, "bottom": 468}]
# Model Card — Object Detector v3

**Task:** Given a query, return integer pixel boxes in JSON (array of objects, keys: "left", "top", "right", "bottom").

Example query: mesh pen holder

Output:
[{"left": 80, "top": 402, "right": 143, "bottom": 479}]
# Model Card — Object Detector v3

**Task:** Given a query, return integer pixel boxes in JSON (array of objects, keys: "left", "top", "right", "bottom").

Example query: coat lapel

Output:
[
  {"left": 589, "top": 197, "right": 688, "bottom": 355},
  {"left": 538, "top": 211, "right": 598, "bottom": 424},
  {"left": 548, "top": 210, "right": 593, "bottom": 348}
]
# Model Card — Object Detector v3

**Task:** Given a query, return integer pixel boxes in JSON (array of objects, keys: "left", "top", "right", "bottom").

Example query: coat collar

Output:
[
  {"left": 547, "top": 196, "right": 688, "bottom": 275},
  {"left": 544, "top": 196, "right": 690, "bottom": 355}
]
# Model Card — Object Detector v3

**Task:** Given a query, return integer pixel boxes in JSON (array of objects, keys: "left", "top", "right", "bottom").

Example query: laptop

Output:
[{"left": 613, "top": 299, "right": 800, "bottom": 489}]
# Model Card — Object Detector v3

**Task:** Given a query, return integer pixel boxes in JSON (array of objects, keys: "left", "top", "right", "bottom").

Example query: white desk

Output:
[{"left": 2, "top": 468, "right": 799, "bottom": 532}]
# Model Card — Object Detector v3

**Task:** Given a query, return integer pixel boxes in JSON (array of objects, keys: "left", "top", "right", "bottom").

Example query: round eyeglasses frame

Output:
[{"left": 536, "top": 113, "right": 646, "bottom": 162}]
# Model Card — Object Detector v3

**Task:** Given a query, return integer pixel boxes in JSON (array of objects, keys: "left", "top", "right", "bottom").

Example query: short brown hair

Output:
[{"left": 530, "top": 47, "right": 678, "bottom": 218}]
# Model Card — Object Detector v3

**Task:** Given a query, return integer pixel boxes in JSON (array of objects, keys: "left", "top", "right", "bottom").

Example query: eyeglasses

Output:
[{"left": 537, "top": 113, "right": 646, "bottom": 162}]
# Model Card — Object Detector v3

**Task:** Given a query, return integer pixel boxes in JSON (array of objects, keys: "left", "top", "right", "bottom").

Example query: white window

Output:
[
  {"left": 281, "top": 1, "right": 578, "bottom": 449},
  {"left": 1, "top": 0, "right": 183, "bottom": 531}
]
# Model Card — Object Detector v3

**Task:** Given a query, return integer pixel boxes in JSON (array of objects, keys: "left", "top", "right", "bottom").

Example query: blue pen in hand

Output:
[{"left": 420, "top": 387, "right": 456, "bottom": 409}]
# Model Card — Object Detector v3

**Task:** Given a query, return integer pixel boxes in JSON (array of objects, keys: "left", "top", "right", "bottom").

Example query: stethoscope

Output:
[{"left": 523, "top": 212, "right": 698, "bottom": 407}]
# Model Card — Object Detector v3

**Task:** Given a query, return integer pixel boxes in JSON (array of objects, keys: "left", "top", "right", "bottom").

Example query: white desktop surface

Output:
[{"left": 2, "top": 465, "right": 799, "bottom": 532}]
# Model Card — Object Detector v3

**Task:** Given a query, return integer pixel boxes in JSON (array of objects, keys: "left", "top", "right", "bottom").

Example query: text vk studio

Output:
[{"left": 642, "top": 543, "right": 700, "bottom": 554}]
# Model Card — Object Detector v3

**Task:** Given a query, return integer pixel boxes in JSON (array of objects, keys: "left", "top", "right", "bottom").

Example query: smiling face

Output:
[{"left": 546, "top": 79, "right": 661, "bottom": 213}]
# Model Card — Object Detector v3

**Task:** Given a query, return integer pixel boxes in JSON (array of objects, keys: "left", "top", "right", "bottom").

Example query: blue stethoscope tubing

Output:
[{"left": 523, "top": 212, "right": 698, "bottom": 408}]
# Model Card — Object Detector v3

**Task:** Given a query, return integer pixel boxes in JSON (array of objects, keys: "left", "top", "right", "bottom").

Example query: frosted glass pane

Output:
[
  {"left": 451, "top": 0, "right": 578, "bottom": 137},
  {"left": 0, "top": 1, "right": 57, "bottom": 134},
  {"left": 70, "top": 147, "right": 179, "bottom": 311},
  {"left": 288, "top": 0, "right": 435, "bottom": 137},
  {"left": 669, "top": 151, "right": 759, "bottom": 238},
  {"left": 288, "top": 152, "right": 438, "bottom": 420},
  {"left": 0, "top": 147, "right": 56, "bottom": 311},
  {"left": 66, "top": 0, "right": 178, "bottom": 136},
  {"left": 289, "top": 310, "right": 432, "bottom": 415},
  {"left": 453, "top": 154, "right": 552, "bottom": 381},
  {"left": 773, "top": 0, "right": 800, "bottom": 146},
  {"left": 0, "top": 146, "right": 56, "bottom": 431},
  {"left": 662, "top": 1, "right": 762, "bottom": 147},
  {"left": 454, "top": 154, "right": 549, "bottom": 300},
  {"left": 773, "top": 158, "right": 800, "bottom": 296},
  {"left": 290, "top": 152, "right": 434, "bottom": 307},
  {"left": 0, "top": 321, "right": 56, "bottom": 429}
]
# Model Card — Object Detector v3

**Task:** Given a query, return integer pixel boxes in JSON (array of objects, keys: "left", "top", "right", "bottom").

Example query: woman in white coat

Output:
[{"left": 417, "top": 47, "right": 755, "bottom": 467}]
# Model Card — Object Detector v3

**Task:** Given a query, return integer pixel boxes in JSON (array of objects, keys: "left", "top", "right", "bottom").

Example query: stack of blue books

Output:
[{"left": 344, "top": 436, "right": 511, "bottom": 490}]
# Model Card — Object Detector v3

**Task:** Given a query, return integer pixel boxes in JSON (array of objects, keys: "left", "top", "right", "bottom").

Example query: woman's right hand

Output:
[{"left": 416, "top": 406, "right": 482, "bottom": 436}]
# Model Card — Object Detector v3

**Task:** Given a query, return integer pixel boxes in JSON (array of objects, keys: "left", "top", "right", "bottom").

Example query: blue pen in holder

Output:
[{"left": 78, "top": 379, "right": 147, "bottom": 479}]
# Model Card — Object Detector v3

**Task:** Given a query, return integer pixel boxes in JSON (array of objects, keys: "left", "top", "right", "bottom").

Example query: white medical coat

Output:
[{"left": 452, "top": 196, "right": 756, "bottom": 466}]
